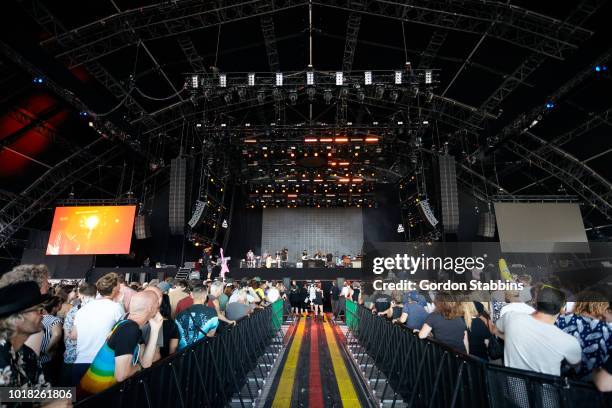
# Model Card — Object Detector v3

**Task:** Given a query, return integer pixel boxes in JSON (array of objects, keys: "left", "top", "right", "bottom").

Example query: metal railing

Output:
[
  {"left": 76, "top": 301, "right": 283, "bottom": 408},
  {"left": 345, "top": 301, "right": 608, "bottom": 408}
]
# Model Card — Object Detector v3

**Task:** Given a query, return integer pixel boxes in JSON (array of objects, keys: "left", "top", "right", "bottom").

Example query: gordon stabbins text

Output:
[{"left": 372, "top": 279, "right": 525, "bottom": 292}]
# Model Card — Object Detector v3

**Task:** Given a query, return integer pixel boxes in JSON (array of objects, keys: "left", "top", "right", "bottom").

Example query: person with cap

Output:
[
  {"left": 0, "top": 281, "right": 51, "bottom": 387},
  {"left": 393, "top": 290, "right": 429, "bottom": 331}
]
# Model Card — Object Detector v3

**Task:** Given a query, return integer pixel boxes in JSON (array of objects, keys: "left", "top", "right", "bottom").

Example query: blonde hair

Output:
[
  {"left": 0, "top": 264, "right": 48, "bottom": 290},
  {"left": 573, "top": 291, "right": 609, "bottom": 319},
  {"left": 462, "top": 302, "right": 476, "bottom": 330}
]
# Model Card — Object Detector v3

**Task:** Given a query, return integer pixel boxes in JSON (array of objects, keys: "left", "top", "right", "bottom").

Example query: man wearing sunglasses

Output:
[{"left": 0, "top": 281, "right": 51, "bottom": 387}]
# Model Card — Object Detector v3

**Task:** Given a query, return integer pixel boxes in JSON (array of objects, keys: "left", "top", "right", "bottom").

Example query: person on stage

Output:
[
  {"left": 301, "top": 250, "right": 308, "bottom": 260},
  {"left": 202, "top": 247, "right": 214, "bottom": 280},
  {"left": 313, "top": 282, "right": 324, "bottom": 321},
  {"left": 246, "top": 249, "right": 255, "bottom": 268}
]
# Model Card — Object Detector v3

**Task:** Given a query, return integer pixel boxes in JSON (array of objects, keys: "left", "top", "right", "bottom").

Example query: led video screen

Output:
[{"left": 46, "top": 206, "right": 136, "bottom": 255}]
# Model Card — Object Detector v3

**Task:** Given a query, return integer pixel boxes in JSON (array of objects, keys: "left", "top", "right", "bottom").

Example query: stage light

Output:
[
  {"left": 32, "top": 77, "right": 44, "bottom": 84},
  {"left": 307, "top": 70, "right": 315, "bottom": 85},
  {"left": 307, "top": 87, "right": 316, "bottom": 101},
  {"left": 305, "top": 138, "right": 317, "bottom": 142},
  {"left": 376, "top": 85, "right": 384, "bottom": 99},
  {"left": 364, "top": 71, "right": 372, "bottom": 85},
  {"left": 237, "top": 87, "right": 247, "bottom": 101},
  {"left": 191, "top": 75, "right": 199, "bottom": 88},
  {"left": 219, "top": 74, "right": 227, "bottom": 87},
  {"left": 196, "top": 123, "right": 202, "bottom": 128},
  {"left": 595, "top": 65, "right": 602, "bottom": 72},
  {"left": 336, "top": 71, "right": 343, "bottom": 86},
  {"left": 289, "top": 90, "right": 298, "bottom": 105},
  {"left": 320, "top": 138, "right": 333, "bottom": 142},
  {"left": 335, "top": 138, "right": 348, "bottom": 143},
  {"left": 357, "top": 90, "right": 365, "bottom": 102},
  {"left": 394, "top": 71, "right": 402, "bottom": 84},
  {"left": 365, "top": 137, "right": 379, "bottom": 143},
  {"left": 545, "top": 102, "right": 555, "bottom": 109},
  {"left": 276, "top": 72, "right": 283, "bottom": 86},
  {"left": 88, "top": 121, "right": 94, "bottom": 127},
  {"left": 324, "top": 89, "right": 332, "bottom": 104},
  {"left": 248, "top": 72, "right": 255, "bottom": 86},
  {"left": 425, "top": 70, "right": 432, "bottom": 84},
  {"left": 244, "top": 139, "right": 257, "bottom": 143},
  {"left": 79, "top": 111, "right": 88, "bottom": 117},
  {"left": 257, "top": 90, "right": 265, "bottom": 104}
]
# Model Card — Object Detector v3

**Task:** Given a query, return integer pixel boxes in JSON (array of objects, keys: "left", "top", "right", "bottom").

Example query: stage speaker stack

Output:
[
  {"left": 478, "top": 211, "right": 496, "bottom": 238},
  {"left": 169, "top": 157, "right": 187, "bottom": 235},
  {"left": 134, "top": 215, "right": 152, "bottom": 239},
  {"left": 439, "top": 155, "right": 460, "bottom": 233},
  {"left": 187, "top": 200, "right": 206, "bottom": 229},
  {"left": 418, "top": 199, "right": 439, "bottom": 228}
]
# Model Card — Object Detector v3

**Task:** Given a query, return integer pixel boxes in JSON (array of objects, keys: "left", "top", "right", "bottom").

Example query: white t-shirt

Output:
[
  {"left": 309, "top": 286, "right": 316, "bottom": 300},
  {"left": 267, "top": 287, "right": 281, "bottom": 303},
  {"left": 496, "top": 311, "right": 581, "bottom": 376},
  {"left": 499, "top": 302, "right": 535, "bottom": 318},
  {"left": 340, "top": 286, "right": 350, "bottom": 298},
  {"left": 74, "top": 298, "right": 124, "bottom": 364}
]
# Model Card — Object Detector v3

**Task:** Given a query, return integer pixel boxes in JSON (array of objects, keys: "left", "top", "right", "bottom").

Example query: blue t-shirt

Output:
[
  {"left": 175, "top": 305, "right": 219, "bottom": 350},
  {"left": 402, "top": 302, "right": 428, "bottom": 330}
]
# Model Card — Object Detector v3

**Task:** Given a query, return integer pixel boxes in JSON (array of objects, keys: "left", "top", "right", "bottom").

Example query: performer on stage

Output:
[
  {"left": 301, "top": 250, "right": 308, "bottom": 260},
  {"left": 219, "top": 248, "right": 230, "bottom": 280},
  {"left": 203, "top": 246, "right": 214, "bottom": 279},
  {"left": 246, "top": 249, "right": 255, "bottom": 268}
]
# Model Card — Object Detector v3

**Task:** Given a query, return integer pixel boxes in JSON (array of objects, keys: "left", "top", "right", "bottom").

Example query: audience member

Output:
[
  {"left": 266, "top": 281, "right": 281, "bottom": 303},
  {"left": 499, "top": 290, "right": 535, "bottom": 318},
  {"left": 157, "top": 294, "right": 179, "bottom": 360},
  {"left": 593, "top": 357, "right": 612, "bottom": 392},
  {"left": 394, "top": 291, "right": 428, "bottom": 330},
  {"left": 72, "top": 273, "right": 123, "bottom": 384},
  {"left": 116, "top": 275, "right": 136, "bottom": 312},
  {"left": 419, "top": 292, "right": 468, "bottom": 353},
  {"left": 40, "top": 296, "right": 63, "bottom": 384},
  {"left": 555, "top": 292, "right": 611, "bottom": 379},
  {"left": 79, "top": 291, "right": 162, "bottom": 396},
  {"left": 496, "top": 286, "right": 581, "bottom": 376},
  {"left": 330, "top": 281, "right": 340, "bottom": 319},
  {"left": 225, "top": 290, "right": 255, "bottom": 321},
  {"left": 465, "top": 302, "right": 492, "bottom": 361},
  {"left": 169, "top": 280, "right": 190, "bottom": 318},
  {"left": 0, "top": 281, "right": 51, "bottom": 387},
  {"left": 62, "top": 282, "right": 96, "bottom": 386},
  {"left": 208, "top": 281, "right": 236, "bottom": 326},
  {"left": 0, "top": 264, "right": 50, "bottom": 356},
  {"left": 175, "top": 285, "right": 219, "bottom": 350}
]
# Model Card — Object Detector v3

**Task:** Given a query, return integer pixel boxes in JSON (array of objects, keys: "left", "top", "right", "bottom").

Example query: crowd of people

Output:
[
  {"left": 342, "top": 278, "right": 612, "bottom": 393},
  {"left": 0, "top": 264, "right": 286, "bottom": 402},
  {"left": 0, "top": 263, "right": 610, "bottom": 404}
]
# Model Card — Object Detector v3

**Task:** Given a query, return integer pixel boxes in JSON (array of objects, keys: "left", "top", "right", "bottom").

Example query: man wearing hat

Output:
[{"left": 0, "top": 281, "right": 51, "bottom": 387}]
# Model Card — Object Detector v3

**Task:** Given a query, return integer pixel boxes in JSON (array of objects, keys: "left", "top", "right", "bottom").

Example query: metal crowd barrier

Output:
[
  {"left": 76, "top": 301, "right": 283, "bottom": 408},
  {"left": 345, "top": 301, "right": 608, "bottom": 408}
]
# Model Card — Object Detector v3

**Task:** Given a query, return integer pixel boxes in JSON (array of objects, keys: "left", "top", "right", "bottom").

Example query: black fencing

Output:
[
  {"left": 76, "top": 305, "right": 280, "bottom": 408},
  {"left": 347, "top": 304, "right": 608, "bottom": 408}
]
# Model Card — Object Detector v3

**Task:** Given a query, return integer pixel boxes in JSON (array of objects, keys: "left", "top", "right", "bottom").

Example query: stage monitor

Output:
[
  {"left": 46, "top": 206, "right": 136, "bottom": 255},
  {"left": 493, "top": 202, "right": 588, "bottom": 253}
]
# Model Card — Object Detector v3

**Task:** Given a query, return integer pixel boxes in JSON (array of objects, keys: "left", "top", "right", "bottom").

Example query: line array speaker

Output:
[
  {"left": 418, "top": 199, "right": 439, "bottom": 228},
  {"left": 478, "top": 211, "right": 496, "bottom": 238},
  {"left": 169, "top": 157, "right": 186, "bottom": 235},
  {"left": 439, "top": 155, "right": 460, "bottom": 233},
  {"left": 134, "top": 215, "right": 152, "bottom": 239},
  {"left": 187, "top": 200, "right": 207, "bottom": 229}
]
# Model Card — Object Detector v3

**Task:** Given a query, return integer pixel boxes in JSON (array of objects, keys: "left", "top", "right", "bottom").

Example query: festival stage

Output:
[{"left": 230, "top": 267, "right": 364, "bottom": 280}]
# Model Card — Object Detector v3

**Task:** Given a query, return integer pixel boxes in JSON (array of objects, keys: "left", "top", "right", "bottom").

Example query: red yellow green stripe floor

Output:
[{"left": 268, "top": 315, "right": 364, "bottom": 408}]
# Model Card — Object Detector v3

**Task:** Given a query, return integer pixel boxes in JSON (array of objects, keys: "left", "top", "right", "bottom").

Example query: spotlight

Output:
[
  {"left": 219, "top": 74, "right": 227, "bottom": 87},
  {"left": 357, "top": 90, "right": 365, "bottom": 102},
  {"left": 248, "top": 72, "right": 255, "bottom": 86},
  {"left": 275, "top": 72, "right": 283, "bottom": 86},
  {"left": 307, "top": 70, "right": 315, "bottom": 86},
  {"left": 545, "top": 102, "right": 555, "bottom": 109},
  {"left": 390, "top": 90, "right": 399, "bottom": 102},
  {"left": 375, "top": 85, "right": 384, "bottom": 99},
  {"left": 289, "top": 91, "right": 298, "bottom": 105},
  {"left": 307, "top": 87, "right": 316, "bottom": 101},
  {"left": 394, "top": 71, "right": 402, "bottom": 84},
  {"left": 79, "top": 111, "right": 88, "bottom": 117},
  {"left": 425, "top": 70, "right": 432, "bottom": 84},
  {"left": 191, "top": 75, "right": 199, "bottom": 88},
  {"left": 364, "top": 71, "right": 372, "bottom": 85},
  {"left": 32, "top": 77, "right": 44, "bottom": 84},
  {"left": 257, "top": 90, "right": 265, "bottom": 104},
  {"left": 237, "top": 87, "right": 247, "bottom": 101},
  {"left": 324, "top": 89, "right": 332, "bottom": 105},
  {"left": 335, "top": 71, "right": 343, "bottom": 86}
]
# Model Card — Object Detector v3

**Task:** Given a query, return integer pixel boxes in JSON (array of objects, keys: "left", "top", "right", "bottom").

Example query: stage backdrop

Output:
[{"left": 261, "top": 208, "right": 363, "bottom": 262}]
